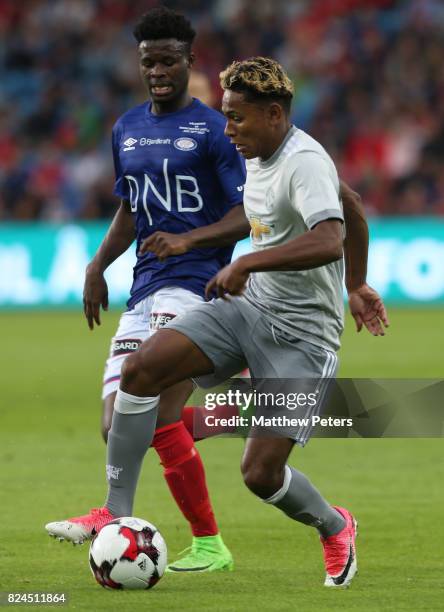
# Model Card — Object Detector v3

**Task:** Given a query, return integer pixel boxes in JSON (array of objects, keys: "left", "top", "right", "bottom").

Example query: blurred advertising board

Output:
[{"left": 0, "top": 219, "right": 443, "bottom": 308}]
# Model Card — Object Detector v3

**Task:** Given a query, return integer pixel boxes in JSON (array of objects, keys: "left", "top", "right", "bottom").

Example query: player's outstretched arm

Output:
[
  {"left": 340, "top": 180, "right": 389, "bottom": 336},
  {"left": 139, "top": 204, "right": 249, "bottom": 260},
  {"left": 83, "top": 200, "right": 135, "bottom": 330}
]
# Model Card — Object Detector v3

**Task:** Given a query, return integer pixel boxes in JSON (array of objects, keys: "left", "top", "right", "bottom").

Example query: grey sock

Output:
[
  {"left": 265, "top": 465, "right": 345, "bottom": 538},
  {"left": 104, "top": 404, "right": 158, "bottom": 517}
]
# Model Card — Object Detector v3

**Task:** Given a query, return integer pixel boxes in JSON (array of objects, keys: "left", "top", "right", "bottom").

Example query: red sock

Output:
[
  {"left": 181, "top": 405, "right": 240, "bottom": 441},
  {"left": 152, "top": 421, "right": 218, "bottom": 537},
  {"left": 180, "top": 406, "right": 196, "bottom": 438}
]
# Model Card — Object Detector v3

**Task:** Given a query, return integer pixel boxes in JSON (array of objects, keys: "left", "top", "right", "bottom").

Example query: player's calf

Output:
[{"left": 101, "top": 392, "right": 116, "bottom": 442}]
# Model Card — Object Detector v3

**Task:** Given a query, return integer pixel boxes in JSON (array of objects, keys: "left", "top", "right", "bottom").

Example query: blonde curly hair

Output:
[{"left": 220, "top": 57, "right": 293, "bottom": 104}]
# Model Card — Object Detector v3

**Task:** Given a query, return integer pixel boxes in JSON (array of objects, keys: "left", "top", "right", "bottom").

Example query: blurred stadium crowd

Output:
[{"left": 1, "top": 0, "right": 444, "bottom": 220}]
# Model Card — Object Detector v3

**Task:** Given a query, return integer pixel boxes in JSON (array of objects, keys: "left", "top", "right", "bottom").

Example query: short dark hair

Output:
[
  {"left": 220, "top": 57, "right": 294, "bottom": 114},
  {"left": 133, "top": 6, "right": 196, "bottom": 53}
]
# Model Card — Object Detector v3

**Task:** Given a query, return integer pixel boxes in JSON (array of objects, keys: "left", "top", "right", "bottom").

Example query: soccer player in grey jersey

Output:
[{"left": 52, "top": 57, "right": 388, "bottom": 587}]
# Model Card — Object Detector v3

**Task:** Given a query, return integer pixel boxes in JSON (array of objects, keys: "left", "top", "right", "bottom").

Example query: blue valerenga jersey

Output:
[{"left": 112, "top": 98, "right": 246, "bottom": 309}]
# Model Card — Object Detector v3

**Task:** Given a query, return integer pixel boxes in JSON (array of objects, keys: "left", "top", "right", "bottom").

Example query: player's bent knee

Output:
[
  {"left": 242, "top": 465, "right": 270, "bottom": 497},
  {"left": 120, "top": 349, "right": 168, "bottom": 396},
  {"left": 241, "top": 462, "right": 283, "bottom": 499},
  {"left": 120, "top": 351, "right": 147, "bottom": 388}
]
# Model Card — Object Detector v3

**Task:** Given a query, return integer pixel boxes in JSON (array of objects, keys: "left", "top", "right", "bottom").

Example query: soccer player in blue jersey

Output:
[{"left": 45, "top": 7, "right": 248, "bottom": 572}]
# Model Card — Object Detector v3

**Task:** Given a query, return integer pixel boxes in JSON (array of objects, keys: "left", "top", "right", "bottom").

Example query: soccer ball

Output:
[{"left": 89, "top": 517, "right": 167, "bottom": 590}]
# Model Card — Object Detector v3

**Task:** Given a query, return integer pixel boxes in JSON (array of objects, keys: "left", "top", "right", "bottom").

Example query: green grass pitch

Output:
[{"left": 1, "top": 309, "right": 443, "bottom": 611}]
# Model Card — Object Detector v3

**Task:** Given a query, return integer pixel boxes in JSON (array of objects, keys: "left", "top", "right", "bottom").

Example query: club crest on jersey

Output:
[
  {"left": 249, "top": 216, "right": 275, "bottom": 241},
  {"left": 174, "top": 137, "right": 197, "bottom": 151},
  {"left": 123, "top": 137, "right": 137, "bottom": 151}
]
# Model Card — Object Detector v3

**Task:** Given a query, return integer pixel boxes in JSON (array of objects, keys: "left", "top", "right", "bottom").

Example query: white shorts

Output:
[{"left": 102, "top": 287, "right": 204, "bottom": 399}]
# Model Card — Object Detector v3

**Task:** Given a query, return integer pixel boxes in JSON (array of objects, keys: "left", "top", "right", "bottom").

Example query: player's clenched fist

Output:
[
  {"left": 205, "top": 259, "right": 250, "bottom": 300},
  {"left": 139, "top": 231, "right": 192, "bottom": 261}
]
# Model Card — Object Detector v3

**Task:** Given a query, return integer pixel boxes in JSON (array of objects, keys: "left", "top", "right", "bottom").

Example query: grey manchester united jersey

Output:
[{"left": 243, "top": 126, "right": 344, "bottom": 351}]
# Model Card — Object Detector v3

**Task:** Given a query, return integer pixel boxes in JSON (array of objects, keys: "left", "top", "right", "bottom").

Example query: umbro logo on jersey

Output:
[
  {"left": 123, "top": 137, "right": 137, "bottom": 151},
  {"left": 174, "top": 137, "right": 197, "bottom": 151},
  {"left": 123, "top": 137, "right": 172, "bottom": 151}
]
